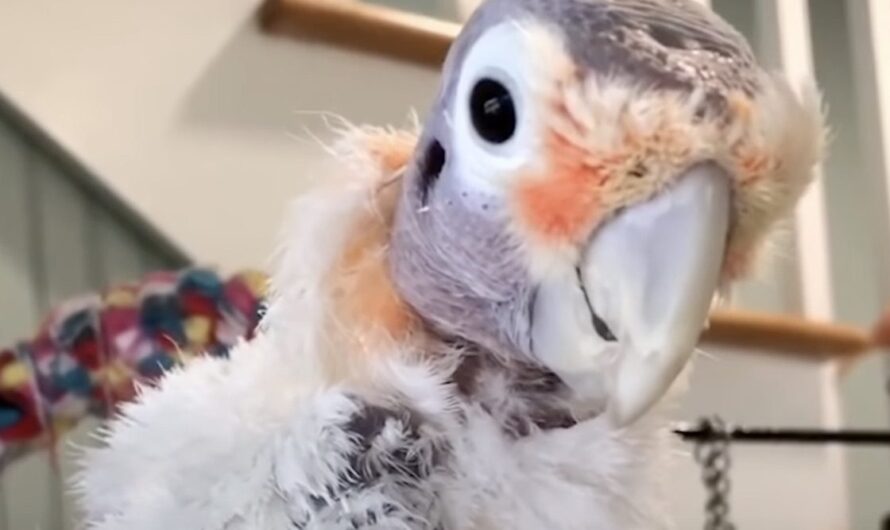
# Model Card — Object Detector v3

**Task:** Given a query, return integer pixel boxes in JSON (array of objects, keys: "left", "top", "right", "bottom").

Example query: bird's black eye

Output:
[{"left": 470, "top": 78, "right": 517, "bottom": 144}]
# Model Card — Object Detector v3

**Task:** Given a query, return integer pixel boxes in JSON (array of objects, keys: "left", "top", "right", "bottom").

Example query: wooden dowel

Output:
[
  {"left": 706, "top": 309, "right": 872, "bottom": 359},
  {"left": 261, "top": 0, "right": 459, "bottom": 67}
]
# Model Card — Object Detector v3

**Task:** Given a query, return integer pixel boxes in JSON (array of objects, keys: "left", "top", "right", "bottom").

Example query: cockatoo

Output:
[{"left": 76, "top": 0, "right": 824, "bottom": 528}]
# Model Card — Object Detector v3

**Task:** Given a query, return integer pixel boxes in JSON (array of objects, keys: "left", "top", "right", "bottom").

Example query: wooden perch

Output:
[
  {"left": 706, "top": 309, "right": 871, "bottom": 360},
  {"left": 260, "top": 0, "right": 459, "bottom": 66}
]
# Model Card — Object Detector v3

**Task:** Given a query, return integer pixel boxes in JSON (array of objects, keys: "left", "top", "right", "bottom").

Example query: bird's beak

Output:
[{"left": 531, "top": 164, "right": 730, "bottom": 427}]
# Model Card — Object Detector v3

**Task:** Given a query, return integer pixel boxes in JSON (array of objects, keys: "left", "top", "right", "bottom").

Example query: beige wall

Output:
[{"left": 0, "top": 0, "right": 440, "bottom": 274}]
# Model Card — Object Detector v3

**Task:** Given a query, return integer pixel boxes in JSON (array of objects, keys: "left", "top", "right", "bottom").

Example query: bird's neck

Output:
[{"left": 430, "top": 337, "right": 603, "bottom": 438}]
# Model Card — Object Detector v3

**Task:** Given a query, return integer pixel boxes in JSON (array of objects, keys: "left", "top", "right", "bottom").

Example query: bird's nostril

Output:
[
  {"left": 419, "top": 139, "right": 446, "bottom": 206},
  {"left": 649, "top": 25, "right": 688, "bottom": 50}
]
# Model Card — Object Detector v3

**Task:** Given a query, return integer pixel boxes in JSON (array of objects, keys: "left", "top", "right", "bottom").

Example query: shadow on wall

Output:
[{"left": 177, "top": 17, "right": 440, "bottom": 136}]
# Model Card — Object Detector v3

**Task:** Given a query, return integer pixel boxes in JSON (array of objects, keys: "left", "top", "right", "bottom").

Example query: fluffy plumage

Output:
[
  {"left": 74, "top": 123, "right": 680, "bottom": 529},
  {"left": 75, "top": 1, "right": 825, "bottom": 528}
]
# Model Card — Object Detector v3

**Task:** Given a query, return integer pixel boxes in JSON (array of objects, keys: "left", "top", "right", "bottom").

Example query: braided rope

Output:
[{"left": 0, "top": 268, "right": 267, "bottom": 464}]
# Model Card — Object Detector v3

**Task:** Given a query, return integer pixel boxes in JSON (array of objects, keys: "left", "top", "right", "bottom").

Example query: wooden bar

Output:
[
  {"left": 261, "top": 0, "right": 460, "bottom": 67},
  {"left": 706, "top": 309, "right": 871, "bottom": 360}
]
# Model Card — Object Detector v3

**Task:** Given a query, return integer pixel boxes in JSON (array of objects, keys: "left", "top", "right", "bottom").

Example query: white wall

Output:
[{"left": 0, "top": 0, "right": 441, "bottom": 274}]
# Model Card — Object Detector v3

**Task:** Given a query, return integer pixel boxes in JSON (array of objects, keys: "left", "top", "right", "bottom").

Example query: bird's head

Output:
[{"left": 386, "top": 0, "right": 824, "bottom": 425}]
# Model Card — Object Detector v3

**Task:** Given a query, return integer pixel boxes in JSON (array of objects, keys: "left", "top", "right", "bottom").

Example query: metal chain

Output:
[{"left": 693, "top": 416, "right": 736, "bottom": 530}]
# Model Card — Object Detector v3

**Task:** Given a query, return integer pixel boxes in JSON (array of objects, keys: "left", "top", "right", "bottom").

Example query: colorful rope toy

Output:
[{"left": 0, "top": 268, "right": 267, "bottom": 459}]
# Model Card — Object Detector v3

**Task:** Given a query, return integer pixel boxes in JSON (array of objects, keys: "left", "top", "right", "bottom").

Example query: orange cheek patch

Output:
[{"left": 514, "top": 132, "right": 611, "bottom": 243}]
